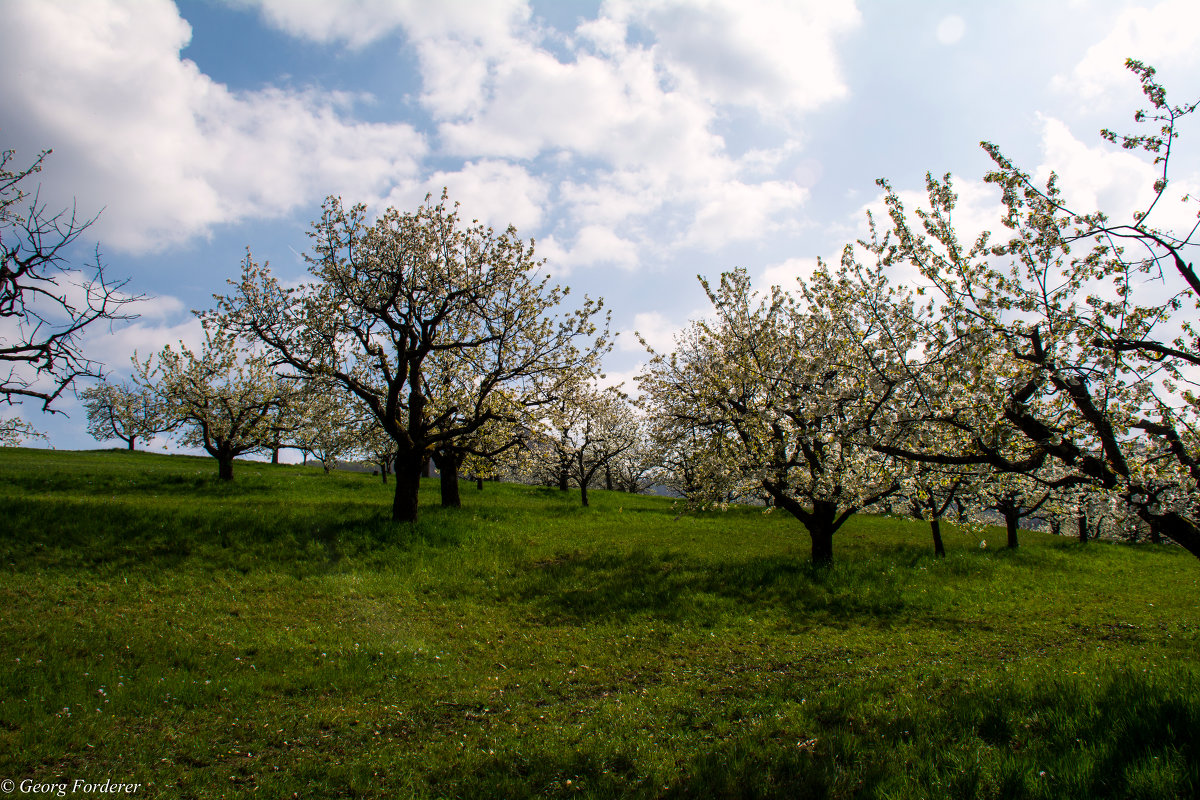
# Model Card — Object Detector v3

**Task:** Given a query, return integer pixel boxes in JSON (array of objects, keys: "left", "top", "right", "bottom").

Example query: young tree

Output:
[
  {"left": 218, "top": 193, "right": 608, "bottom": 522},
  {"left": 527, "top": 383, "right": 639, "bottom": 507},
  {"left": 1, "top": 146, "right": 138, "bottom": 412},
  {"left": 901, "top": 463, "right": 979, "bottom": 556},
  {"left": 608, "top": 417, "right": 659, "bottom": 494},
  {"left": 422, "top": 358, "right": 535, "bottom": 507},
  {"left": 873, "top": 61, "right": 1200, "bottom": 558},
  {"left": 136, "top": 321, "right": 291, "bottom": 480},
  {"left": 357, "top": 415, "right": 399, "bottom": 484},
  {"left": 977, "top": 471, "right": 1054, "bottom": 549},
  {"left": 642, "top": 413, "right": 744, "bottom": 503},
  {"left": 81, "top": 378, "right": 170, "bottom": 451},
  {"left": 286, "top": 379, "right": 362, "bottom": 474}
]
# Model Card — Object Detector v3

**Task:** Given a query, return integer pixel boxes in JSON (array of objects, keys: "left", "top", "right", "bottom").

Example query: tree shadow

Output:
[
  {"left": 511, "top": 550, "right": 911, "bottom": 626},
  {"left": 0, "top": 493, "right": 464, "bottom": 575}
]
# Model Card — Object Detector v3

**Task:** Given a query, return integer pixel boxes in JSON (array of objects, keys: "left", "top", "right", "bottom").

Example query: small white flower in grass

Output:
[{"left": 980, "top": 540, "right": 987, "bottom": 549}]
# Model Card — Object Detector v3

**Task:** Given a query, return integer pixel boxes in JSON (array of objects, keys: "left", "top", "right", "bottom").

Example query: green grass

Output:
[{"left": 1, "top": 447, "right": 1198, "bottom": 799}]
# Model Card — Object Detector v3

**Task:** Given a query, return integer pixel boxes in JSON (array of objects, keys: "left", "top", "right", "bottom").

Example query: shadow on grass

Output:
[
  {"left": 510, "top": 549, "right": 910, "bottom": 625},
  {"left": 904, "top": 669, "right": 1200, "bottom": 799},
  {"left": 0, "top": 494, "right": 466, "bottom": 575}
]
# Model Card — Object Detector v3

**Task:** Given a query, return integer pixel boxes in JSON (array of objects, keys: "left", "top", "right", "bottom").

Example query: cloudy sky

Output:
[{"left": 3, "top": 0, "right": 1199, "bottom": 452}]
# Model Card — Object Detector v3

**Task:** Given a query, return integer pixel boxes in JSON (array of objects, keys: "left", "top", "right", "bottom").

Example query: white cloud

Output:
[
  {"left": 760, "top": 257, "right": 822, "bottom": 289},
  {"left": 382, "top": 160, "right": 550, "bottom": 232},
  {"left": 81, "top": 299, "right": 204, "bottom": 377},
  {"left": 683, "top": 179, "right": 808, "bottom": 250},
  {"left": 129, "top": 294, "right": 188, "bottom": 322},
  {"left": 605, "top": 0, "right": 861, "bottom": 118},
  {"left": 1052, "top": 0, "right": 1200, "bottom": 102},
  {"left": 405, "top": 0, "right": 853, "bottom": 257},
  {"left": 434, "top": 44, "right": 727, "bottom": 182},
  {"left": 0, "top": 0, "right": 427, "bottom": 253},
  {"left": 238, "top": 0, "right": 531, "bottom": 50},
  {"left": 624, "top": 311, "right": 684, "bottom": 354},
  {"left": 3, "top": 0, "right": 862, "bottom": 272},
  {"left": 1033, "top": 114, "right": 1200, "bottom": 234},
  {"left": 541, "top": 226, "right": 641, "bottom": 273},
  {"left": 936, "top": 15, "right": 965, "bottom": 45}
]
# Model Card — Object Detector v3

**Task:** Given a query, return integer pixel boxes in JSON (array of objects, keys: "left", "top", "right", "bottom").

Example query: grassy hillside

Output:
[{"left": 1, "top": 448, "right": 1197, "bottom": 799}]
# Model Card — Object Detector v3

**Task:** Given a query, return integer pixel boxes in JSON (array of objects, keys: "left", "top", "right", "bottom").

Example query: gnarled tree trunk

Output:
[{"left": 392, "top": 453, "right": 423, "bottom": 522}]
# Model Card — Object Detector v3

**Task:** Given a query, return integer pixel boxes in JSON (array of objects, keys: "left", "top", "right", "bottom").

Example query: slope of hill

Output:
[{"left": 1, "top": 448, "right": 1197, "bottom": 798}]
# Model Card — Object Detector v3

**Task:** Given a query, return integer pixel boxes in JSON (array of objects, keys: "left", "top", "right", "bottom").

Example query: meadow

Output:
[{"left": 0, "top": 448, "right": 1197, "bottom": 799}]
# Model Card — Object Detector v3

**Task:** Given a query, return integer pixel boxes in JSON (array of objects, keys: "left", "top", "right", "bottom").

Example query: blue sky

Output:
[{"left": 3, "top": 0, "right": 1199, "bottom": 453}]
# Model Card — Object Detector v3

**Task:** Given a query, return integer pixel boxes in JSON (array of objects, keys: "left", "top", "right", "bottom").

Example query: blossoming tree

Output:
[
  {"left": 639, "top": 257, "right": 916, "bottom": 565},
  {"left": 218, "top": 192, "right": 608, "bottom": 522},
  {"left": 873, "top": 60, "right": 1200, "bottom": 558}
]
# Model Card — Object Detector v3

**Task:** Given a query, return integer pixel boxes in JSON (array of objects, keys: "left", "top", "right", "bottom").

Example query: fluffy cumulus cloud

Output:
[
  {"left": 1, "top": 0, "right": 862, "bottom": 268},
  {"left": 0, "top": 0, "right": 426, "bottom": 253},
  {"left": 1052, "top": 0, "right": 1200, "bottom": 102},
  {"left": 1033, "top": 115, "right": 1200, "bottom": 236},
  {"left": 606, "top": 0, "right": 860, "bottom": 117},
  {"left": 83, "top": 311, "right": 204, "bottom": 379},
  {"left": 382, "top": 160, "right": 550, "bottom": 232},
  {"left": 935, "top": 15, "right": 966, "bottom": 45},
  {"left": 759, "top": 256, "right": 823, "bottom": 289},
  {"left": 623, "top": 310, "right": 686, "bottom": 355},
  {"left": 240, "top": 0, "right": 859, "bottom": 262},
  {"left": 540, "top": 225, "right": 641, "bottom": 273},
  {"left": 241, "top": 0, "right": 529, "bottom": 52}
]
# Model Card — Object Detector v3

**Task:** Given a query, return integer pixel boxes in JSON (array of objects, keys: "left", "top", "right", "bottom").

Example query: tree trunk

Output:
[
  {"left": 476, "top": 476, "right": 484, "bottom": 490},
  {"left": 271, "top": 446, "right": 280, "bottom": 465},
  {"left": 1077, "top": 513, "right": 1088, "bottom": 544},
  {"left": 931, "top": 517, "right": 945, "bottom": 557},
  {"left": 764, "top": 489, "right": 839, "bottom": 567},
  {"left": 380, "top": 460, "right": 389, "bottom": 484},
  {"left": 580, "top": 480, "right": 589, "bottom": 507},
  {"left": 605, "top": 465, "right": 613, "bottom": 491},
  {"left": 127, "top": 437, "right": 136, "bottom": 451},
  {"left": 1005, "top": 511, "right": 1019, "bottom": 549},
  {"left": 435, "top": 452, "right": 462, "bottom": 508},
  {"left": 810, "top": 526, "right": 833, "bottom": 567},
  {"left": 558, "top": 469, "right": 569, "bottom": 491},
  {"left": 808, "top": 500, "right": 837, "bottom": 567},
  {"left": 392, "top": 454, "right": 423, "bottom": 522},
  {"left": 218, "top": 454, "right": 234, "bottom": 481}
]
